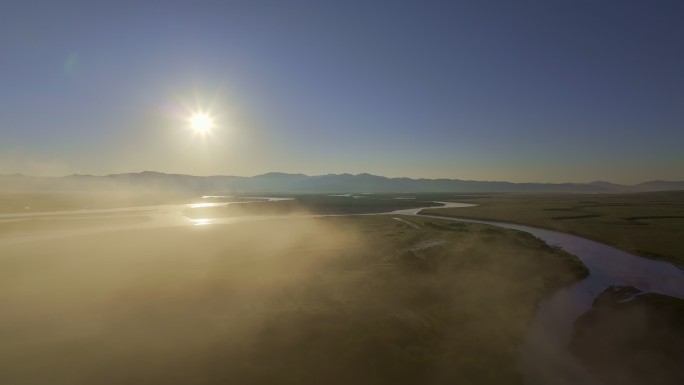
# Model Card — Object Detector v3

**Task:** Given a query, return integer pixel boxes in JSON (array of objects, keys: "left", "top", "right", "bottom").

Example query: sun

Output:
[{"left": 189, "top": 112, "right": 215, "bottom": 134}]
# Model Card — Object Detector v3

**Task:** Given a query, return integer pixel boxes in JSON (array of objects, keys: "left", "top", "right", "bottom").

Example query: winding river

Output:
[
  {"left": 415, "top": 206, "right": 684, "bottom": 385},
  {"left": 1, "top": 199, "right": 682, "bottom": 384}
]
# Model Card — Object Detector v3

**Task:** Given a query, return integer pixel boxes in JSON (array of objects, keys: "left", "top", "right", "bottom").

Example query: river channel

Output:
[{"left": 1, "top": 199, "right": 682, "bottom": 384}]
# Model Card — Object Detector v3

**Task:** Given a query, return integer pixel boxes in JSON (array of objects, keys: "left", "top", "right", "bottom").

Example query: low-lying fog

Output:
[{"left": 0, "top": 197, "right": 585, "bottom": 385}]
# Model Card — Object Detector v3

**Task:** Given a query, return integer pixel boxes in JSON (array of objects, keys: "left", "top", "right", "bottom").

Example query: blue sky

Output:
[{"left": 1, "top": 0, "right": 682, "bottom": 183}]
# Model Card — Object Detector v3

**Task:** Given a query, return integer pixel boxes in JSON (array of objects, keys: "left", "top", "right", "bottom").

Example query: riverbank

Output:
[
  {"left": 413, "top": 212, "right": 684, "bottom": 385},
  {"left": 420, "top": 192, "right": 684, "bottom": 266},
  {"left": 569, "top": 285, "right": 684, "bottom": 385}
]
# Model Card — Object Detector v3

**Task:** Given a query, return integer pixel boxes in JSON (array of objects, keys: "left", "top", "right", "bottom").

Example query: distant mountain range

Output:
[{"left": 1, "top": 171, "right": 683, "bottom": 194}]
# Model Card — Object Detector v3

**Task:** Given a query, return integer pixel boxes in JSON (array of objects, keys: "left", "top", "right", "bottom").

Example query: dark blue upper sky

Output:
[{"left": 1, "top": 0, "right": 682, "bottom": 183}]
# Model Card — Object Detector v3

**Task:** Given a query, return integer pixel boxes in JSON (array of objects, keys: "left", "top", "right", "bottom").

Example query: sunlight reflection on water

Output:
[{"left": 187, "top": 202, "right": 227, "bottom": 209}]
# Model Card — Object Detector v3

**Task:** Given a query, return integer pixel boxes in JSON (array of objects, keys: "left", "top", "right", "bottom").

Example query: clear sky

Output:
[{"left": 1, "top": 0, "right": 682, "bottom": 184}]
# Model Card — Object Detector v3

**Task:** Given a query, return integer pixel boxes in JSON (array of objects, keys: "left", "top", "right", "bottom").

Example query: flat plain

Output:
[
  {"left": 421, "top": 191, "right": 684, "bottom": 265},
  {"left": 0, "top": 194, "right": 586, "bottom": 385}
]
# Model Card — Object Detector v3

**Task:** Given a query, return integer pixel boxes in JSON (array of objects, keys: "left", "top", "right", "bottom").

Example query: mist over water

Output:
[
  {"left": 0, "top": 193, "right": 592, "bottom": 385},
  {"left": 2, "top": 0, "right": 683, "bottom": 383}
]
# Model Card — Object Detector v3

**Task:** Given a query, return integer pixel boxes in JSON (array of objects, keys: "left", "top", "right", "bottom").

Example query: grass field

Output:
[
  {"left": 0, "top": 214, "right": 587, "bottom": 385},
  {"left": 421, "top": 191, "right": 684, "bottom": 265}
]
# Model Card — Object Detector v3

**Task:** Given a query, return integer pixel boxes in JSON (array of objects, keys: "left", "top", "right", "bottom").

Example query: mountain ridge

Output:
[{"left": 1, "top": 171, "right": 683, "bottom": 194}]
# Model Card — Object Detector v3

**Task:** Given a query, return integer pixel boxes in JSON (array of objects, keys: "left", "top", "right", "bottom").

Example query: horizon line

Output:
[{"left": 2, "top": 170, "right": 681, "bottom": 187}]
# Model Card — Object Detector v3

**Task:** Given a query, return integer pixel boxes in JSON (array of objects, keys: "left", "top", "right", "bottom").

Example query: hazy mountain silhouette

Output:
[{"left": 2, "top": 172, "right": 684, "bottom": 194}]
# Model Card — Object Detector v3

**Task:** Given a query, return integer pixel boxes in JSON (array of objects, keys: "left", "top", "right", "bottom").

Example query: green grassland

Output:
[
  {"left": 0, "top": 215, "right": 587, "bottom": 385},
  {"left": 421, "top": 191, "right": 684, "bottom": 265}
]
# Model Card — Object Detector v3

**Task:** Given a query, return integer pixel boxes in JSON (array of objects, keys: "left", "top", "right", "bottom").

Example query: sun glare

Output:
[{"left": 189, "top": 112, "right": 215, "bottom": 134}]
